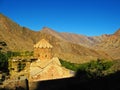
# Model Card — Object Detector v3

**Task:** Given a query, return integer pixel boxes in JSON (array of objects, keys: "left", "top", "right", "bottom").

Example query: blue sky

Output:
[{"left": 0, "top": 0, "right": 120, "bottom": 36}]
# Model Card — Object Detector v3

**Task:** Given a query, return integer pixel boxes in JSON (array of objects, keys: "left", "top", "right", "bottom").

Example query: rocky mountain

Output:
[
  {"left": 94, "top": 29, "right": 120, "bottom": 60},
  {"left": 40, "top": 27, "right": 111, "bottom": 48},
  {"left": 40, "top": 27, "right": 120, "bottom": 60},
  {"left": 0, "top": 14, "right": 119, "bottom": 63},
  {"left": 0, "top": 14, "right": 37, "bottom": 51}
]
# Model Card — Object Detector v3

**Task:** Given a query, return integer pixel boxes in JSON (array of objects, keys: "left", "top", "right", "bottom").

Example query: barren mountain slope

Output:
[
  {"left": 40, "top": 27, "right": 110, "bottom": 47},
  {"left": 0, "top": 14, "right": 38, "bottom": 51},
  {"left": 94, "top": 29, "right": 120, "bottom": 59},
  {"left": 40, "top": 27, "right": 119, "bottom": 60},
  {"left": 0, "top": 14, "right": 113, "bottom": 63}
]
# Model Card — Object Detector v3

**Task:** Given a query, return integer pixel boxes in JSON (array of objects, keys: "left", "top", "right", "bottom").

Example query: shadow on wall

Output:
[{"left": 34, "top": 70, "right": 120, "bottom": 90}]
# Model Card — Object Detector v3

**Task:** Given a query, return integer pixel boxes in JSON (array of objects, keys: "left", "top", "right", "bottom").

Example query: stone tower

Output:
[{"left": 34, "top": 39, "right": 53, "bottom": 60}]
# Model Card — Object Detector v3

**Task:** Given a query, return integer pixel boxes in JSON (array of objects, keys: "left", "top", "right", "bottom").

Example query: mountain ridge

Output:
[{"left": 1, "top": 14, "right": 119, "bottom": 63}]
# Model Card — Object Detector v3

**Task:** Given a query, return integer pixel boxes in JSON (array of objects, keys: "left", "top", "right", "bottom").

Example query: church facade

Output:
[{"left": 30, "top": 39, "right": 73, "bottom": 82}]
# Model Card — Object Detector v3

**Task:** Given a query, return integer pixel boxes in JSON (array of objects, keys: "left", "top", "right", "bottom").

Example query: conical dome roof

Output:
[{"left": 34, "top": 39, "right": 53, "bottom": 48}]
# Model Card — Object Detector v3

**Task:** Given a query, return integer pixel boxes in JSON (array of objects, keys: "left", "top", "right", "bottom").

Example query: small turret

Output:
[{"left": 34, "top": 39, "right": 53, "bottom": 60}]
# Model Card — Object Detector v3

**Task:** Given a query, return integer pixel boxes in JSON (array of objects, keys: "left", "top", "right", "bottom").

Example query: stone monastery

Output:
[
  {"left": 9, "top": 39, "right": 73, "bottom": 82},
  {"left": 30, "top": 39, "right": 72, "bottom": 81}
]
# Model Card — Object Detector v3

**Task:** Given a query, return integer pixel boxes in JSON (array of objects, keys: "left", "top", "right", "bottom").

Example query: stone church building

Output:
[{"left": 29, "top": 39, "right": 72, "bottom": 82}]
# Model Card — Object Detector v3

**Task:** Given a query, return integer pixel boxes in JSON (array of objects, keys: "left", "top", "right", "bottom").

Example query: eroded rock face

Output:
[{"left": 30, "top": 57, "right": 73, "bottom": 82}]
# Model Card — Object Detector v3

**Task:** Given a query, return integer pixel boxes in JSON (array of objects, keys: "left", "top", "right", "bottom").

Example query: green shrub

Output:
[
  {"left": 60, "top": 59, "right": 113, "bottom": 77},
  {"left": 0, "top": 52, "right": 8, "bottom": 72},
  {"left": 17, "top": 62, "right": 26, "bottom": 72}
]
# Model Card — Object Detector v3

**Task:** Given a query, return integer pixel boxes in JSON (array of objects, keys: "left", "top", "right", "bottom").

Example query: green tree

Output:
[
  {"left": 0, "top": 52, "right": 8, "bottom": 72},
  {"left": 60, "top": 59, "right": 113, "bottom": 78},
  {"left": 85, "top": 59, "right": 113, "bottom": 77},
  {"left": 0, "top": 41, "right": 8, "bottom": 72}
]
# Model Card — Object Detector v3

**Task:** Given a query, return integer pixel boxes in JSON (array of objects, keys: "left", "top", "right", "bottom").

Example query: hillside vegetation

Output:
[{"left": 60, "top": 59, "right": 114, "bottom": 77}]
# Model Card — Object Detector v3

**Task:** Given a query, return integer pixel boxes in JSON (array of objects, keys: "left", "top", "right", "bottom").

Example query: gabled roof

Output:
[{"left": 34, "top": 39, "right": 53, "bottom": 48}]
